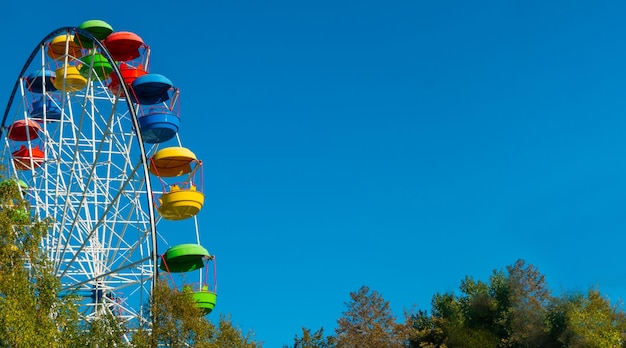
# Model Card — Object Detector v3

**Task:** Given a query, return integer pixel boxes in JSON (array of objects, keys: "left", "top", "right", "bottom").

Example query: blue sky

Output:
[{"left": 3, "top": 1, "right": 626, "bottom": 346}]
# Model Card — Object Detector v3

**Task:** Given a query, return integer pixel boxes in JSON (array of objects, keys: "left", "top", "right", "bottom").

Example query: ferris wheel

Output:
[{"left": 0, "top": 20, "right": 217, "bottom": 336}]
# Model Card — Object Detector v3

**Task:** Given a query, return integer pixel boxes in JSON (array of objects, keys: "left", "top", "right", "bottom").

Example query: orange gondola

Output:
[{"left": 12, "top": 145, "right": 44, "bottom": 170}]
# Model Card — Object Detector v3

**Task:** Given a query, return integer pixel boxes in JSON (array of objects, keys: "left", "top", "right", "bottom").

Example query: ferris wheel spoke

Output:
[
  {"left": 57, "top": 159, "right": 146, "bottom": 279},
  {"left": 48, "top": 97, "right": 140, "bottom": 272},
  {"left": 64, "top": 254, "right": 152, "bottom": 291}
]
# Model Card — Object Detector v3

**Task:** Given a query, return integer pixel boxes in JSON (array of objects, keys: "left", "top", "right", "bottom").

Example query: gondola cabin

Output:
[
  {"left": 30, "top": 98, "right": 62, "bottom": 121},
  {"left": 12, "top": 145, "right": 44, "bottom": 170},
  {"left": 138, "top": 107, "right": 180, "bottom": 143},
  {"left": 74, "top": 19, "right": 113, "bottom": 48},
  {"left": 149, "top": 147, "right": 204, "bottom": 220},
  {"left": 0, "top": 178, "right": 28, "bottom": 198},
  {"left": 108, "top": 63, "right": 147, "bottom": 96},
  {"left": 80, "top": 53, "right": 112, "bottom": 80},
  {"left": 0, "top": 179, "right": 28, "bottom": 191},
  {"left": 159, "top": 244, "right": 218, "bottom": 315},
  {"left": 159, "top": 244, "right": 210, "bottom": 273},
  {"left": 130, "top": 74, "right": 173, "bottom": 105},
  {"left": 149, "top": 147, "right": 197, "bottom": 177},
  {"left": 193, "top": 287, "right": 217, "bottom": 315},
  {"left": 48, "top": 34, "right": 83, "bottom": 60},
  {"left": 8, "top": 120, "right": 42, "bottom": 141},
  {"left": 104, "top": 31, "right": 144, "bottom": 61},
  {"left": 0, "top": 179, "right": 30, "bottom": 223},
  {"left": 158, "top": 183, "right": 204, "bottom": 220},
  {"left": 25, "top": 69, "right": 57, "bottom": 93},
  {"left": 53, "top": 65, "right": 87, "bottom": 92}
]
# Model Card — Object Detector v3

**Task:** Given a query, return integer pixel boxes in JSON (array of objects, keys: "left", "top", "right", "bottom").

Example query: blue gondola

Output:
[
  {"left": 138, "top": 108, "right": 180, "bottom": 143},
  {"left": 130, "top": 74, "right": 173, "bottom": 105},
  {"left": 25, "top": 69, "right": 57, "bottom": 93},
  {"left": 30, "top": 98, "right": 62, "bottom": 121}
]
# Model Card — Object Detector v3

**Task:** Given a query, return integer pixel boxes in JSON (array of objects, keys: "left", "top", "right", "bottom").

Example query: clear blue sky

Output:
[{"left": 3, "top": 1, "right": 626, "bottom": 346}]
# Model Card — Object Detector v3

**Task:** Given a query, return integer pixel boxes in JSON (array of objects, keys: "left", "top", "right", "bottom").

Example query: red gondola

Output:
[
  {"left": 108, "top": 63, "right": 147, "bottom": 96},
  {"left": 104, "top": 31, "right": 144, "bottom": 61},
  {"left": 8, "top": 120, "right": 42, "bottom": 141}
]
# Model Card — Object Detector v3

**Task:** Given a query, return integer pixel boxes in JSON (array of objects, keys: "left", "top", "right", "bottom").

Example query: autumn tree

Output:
[
  {"left": 209, "top": 315, "right": 262, "bottom": 348},
  {"left": 335, "top": 285, "right": 410, "bottom": 348},
  {"left": 504, "top": 259, "right": 552, "bottom": 347},
  {"left": 286, "top": 327, "right": 335, "bottom": 348}
]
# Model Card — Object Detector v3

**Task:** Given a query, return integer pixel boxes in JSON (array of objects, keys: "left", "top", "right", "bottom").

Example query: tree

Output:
[
  {"left": 133, "top": 279, "right": 213, "bottom": 347},
  {"left": 0, "top": 179, "right": 89, "bottom": 347},
  {"left": 287, "top": 260, "right": 626, "bottom": 348},
  {"left": 408, "top": 259, "right": 626, "bottom": 348},
  {"left": 133, "top": 279, "right": 262, "bottom": 347},
  {"left": 547, "top": 289, "right": 626, "bottom": 348},
  {"left": 504, "top": 259, "right": 552, "bottom": 347},
  {"left": 409, "top": 309, "right": 446, "bottom": 348},
  {"left": 335, "top": 285, "right": 409, "bottom": 348},
  {"left": 428, "top": 289, "right": 499, "bottom": 348},
  {"left": 287, "top": 327, "right": 335, "bottom": 348},
  {"left": 410, "top": 259, "right": 556, "bottom": 348},
  {"left": 208, "top": 315, "right": 262, "bottom": 348}
]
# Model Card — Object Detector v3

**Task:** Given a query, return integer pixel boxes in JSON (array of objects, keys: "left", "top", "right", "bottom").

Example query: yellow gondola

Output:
[
  {"left": 158, "top": 184, "right": 204, "bottom": 220},
  {"left": 53, "top": 65, "right": 87, "bottom": 91},
  {"left": 149, "top": 147, "right": 197, "bottom": 177},
  {"left": 48, "top": 34, "right": 83, "bottom": 60},
  {"left": 150, "top": 147, "right": 204, "bottom": 220}
]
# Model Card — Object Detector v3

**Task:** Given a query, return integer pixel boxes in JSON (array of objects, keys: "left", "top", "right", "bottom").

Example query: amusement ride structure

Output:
[{"left": 0, "top": 20, "right": 216, "bottom": 336}]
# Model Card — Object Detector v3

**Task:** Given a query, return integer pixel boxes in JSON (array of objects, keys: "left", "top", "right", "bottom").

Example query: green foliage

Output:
[
  {"left": 427, "top": 288, "right": 500, "bottom": 348},
  {"left": 408, "top": 259, "right": 626, "bottom": 348},
  {"left": 150, "top": 279, "right": 213, "bottom": 346},
  {"left": 207, "top": 315, "right": 262, "bottom": 348},
  {"left": 83, "top": 313, "right": 129, "bottom": 347},
  {"left": 547, "top": 289, "right": 626, "bottom": 348},
  {"left": 0, "top": 179, "right": 87, "bottom": 347},
  {"left": 133, "top": 279, "right": 261, "bottom": 347},
  {"left": 410, "top": 310, "right": 452, "bottom": 348}
]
